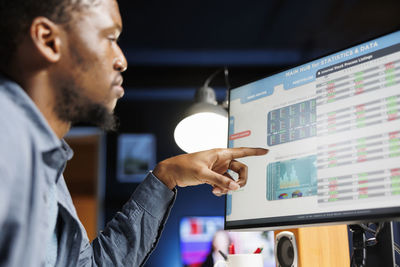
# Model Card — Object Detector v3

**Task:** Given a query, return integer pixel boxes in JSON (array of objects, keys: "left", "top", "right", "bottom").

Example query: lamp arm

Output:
[
  {"left": 204, "top": 67, "right": 231, "bottom": 90},
  {"left": 204, "top": 68, "right": 224, "bottom": 88},
  {"left": 223, "top": 67, "right": 231, "bottom": 91}
]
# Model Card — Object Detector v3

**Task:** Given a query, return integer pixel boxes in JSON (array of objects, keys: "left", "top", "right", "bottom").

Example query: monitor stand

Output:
[{"left": 349, "top": 222, "right": 395, "bottom": 267}]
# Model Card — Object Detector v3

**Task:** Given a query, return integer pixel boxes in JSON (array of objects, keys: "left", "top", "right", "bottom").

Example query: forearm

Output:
[
  {"left": 77, "top": 173, "right": 176, "bottom": 267},
  {"left": 153, "top": 160, "right": 177, "bottom": 190}
]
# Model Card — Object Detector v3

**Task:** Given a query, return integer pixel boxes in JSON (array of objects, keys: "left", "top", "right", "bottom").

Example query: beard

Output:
[
  {"left": 52, "top": 40, "right": 119, "bottom": 131},
  {"left": 53, "top": 78, "right": 118, "bottom": 131}
]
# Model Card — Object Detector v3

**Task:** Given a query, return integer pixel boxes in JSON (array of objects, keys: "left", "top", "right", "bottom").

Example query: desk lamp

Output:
[{"left": 174, "top": 68, "right": 229, "bottom": 153}]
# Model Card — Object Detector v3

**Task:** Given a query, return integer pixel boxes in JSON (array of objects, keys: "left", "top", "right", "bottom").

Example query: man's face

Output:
[{"left": 51, "top": 0, "right": 127, "bottom": 130}]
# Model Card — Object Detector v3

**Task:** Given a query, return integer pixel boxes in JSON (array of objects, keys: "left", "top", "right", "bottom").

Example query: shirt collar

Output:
[
  {"left": 42, "top": 140, "right": 74, "bottom": 183},
  {"left": 42, "top": 140, "right": 74, "bottom": 169}
]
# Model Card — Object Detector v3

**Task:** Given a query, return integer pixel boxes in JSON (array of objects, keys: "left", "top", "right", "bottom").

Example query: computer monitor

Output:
[{"left": 226, "top": 30, "right": 400, "bottom": 231}]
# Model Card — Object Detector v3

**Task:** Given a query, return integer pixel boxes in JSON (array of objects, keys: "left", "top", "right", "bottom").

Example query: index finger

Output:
[{"left": 227, "top": 147, "right": 269, "bottom": 159}]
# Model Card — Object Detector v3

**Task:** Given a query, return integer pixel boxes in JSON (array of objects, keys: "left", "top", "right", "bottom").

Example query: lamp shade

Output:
[{"left": 174, "top": 102, "right": 228, "bottom": 153}]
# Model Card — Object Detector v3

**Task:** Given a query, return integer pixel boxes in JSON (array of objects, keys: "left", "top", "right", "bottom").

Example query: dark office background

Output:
[{"left": 102, "top": 0, "right": 400, "bottom": 266}]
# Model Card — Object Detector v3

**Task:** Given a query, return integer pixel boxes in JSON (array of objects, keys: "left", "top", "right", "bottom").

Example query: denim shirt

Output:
[{"left": 0, "top": 76, "right": 176, "bottom": 267}]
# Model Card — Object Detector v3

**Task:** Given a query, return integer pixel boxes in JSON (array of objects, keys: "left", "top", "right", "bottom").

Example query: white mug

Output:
[{"left": 213, "top": 254, "right": 263, "bottom": 267}]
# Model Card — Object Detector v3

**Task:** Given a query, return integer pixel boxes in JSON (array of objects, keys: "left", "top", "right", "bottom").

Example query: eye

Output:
[{"left": 108, "top": 36, "right": 119, "bottom": 43}]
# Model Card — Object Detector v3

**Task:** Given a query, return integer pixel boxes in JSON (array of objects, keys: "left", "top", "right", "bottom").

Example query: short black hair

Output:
[{"left": 0, "top": 0, "right": 89, "bottom": 67}]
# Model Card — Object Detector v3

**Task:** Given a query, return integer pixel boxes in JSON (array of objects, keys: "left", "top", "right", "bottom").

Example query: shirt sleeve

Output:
[{"left": 77, "top": 172, "right": 176, "bottom": 267}]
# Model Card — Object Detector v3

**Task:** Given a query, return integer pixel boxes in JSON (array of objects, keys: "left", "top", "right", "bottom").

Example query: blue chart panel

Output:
[
  {"left": 267, "top": 99, "right": 317, "bottom": 146},
  {"left": 226, "top": 194, "right": 232, "bottom": 216},
  {"left": 266, "top": 155, "right": 318, "bottom": 201},
  {"left": 228, "top": 116, "right": 235, "bottom": 148}
]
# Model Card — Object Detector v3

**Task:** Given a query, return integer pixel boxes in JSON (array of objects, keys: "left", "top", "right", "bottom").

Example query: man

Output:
[{"left": 0, "top": 0, "right": 268, "bottom": 266}]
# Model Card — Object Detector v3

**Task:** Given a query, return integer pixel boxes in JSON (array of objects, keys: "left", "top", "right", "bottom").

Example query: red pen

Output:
[
  {"left": 228, "top": 243, "right": 235, "bottom": 254},
  {"left": 253, "top": 247, "right": 263, "bottom": 254}
]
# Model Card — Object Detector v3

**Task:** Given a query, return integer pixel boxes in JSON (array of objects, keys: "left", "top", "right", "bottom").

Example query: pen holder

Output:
[{"left": 213, "top": 254, "right": 263, "bottom": 267}]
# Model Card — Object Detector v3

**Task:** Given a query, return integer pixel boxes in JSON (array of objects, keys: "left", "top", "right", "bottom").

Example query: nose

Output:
[{"left": 113, "top": 49, "right": 128, "bottom": 72}]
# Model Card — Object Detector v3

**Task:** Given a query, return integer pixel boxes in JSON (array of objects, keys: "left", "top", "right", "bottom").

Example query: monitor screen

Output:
[{"left": 226, "top": 30, "right": 400, "bottom": 230}]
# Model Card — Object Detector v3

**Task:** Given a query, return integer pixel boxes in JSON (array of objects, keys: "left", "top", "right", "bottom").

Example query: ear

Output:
[{"left": 30, "top": 17, "right": 62, "bottom": 63}]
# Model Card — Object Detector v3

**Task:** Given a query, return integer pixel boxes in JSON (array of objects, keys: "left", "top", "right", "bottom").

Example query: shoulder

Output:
[
  {"left": 0, "top": 87, "right": 35, "bottom": 180},
  {"left": 0, "top": 88, "right": 33, "bottom": 151}
]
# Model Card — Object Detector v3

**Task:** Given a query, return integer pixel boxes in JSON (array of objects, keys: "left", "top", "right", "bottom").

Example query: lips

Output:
[
  {"left": 113, "top": 75, "right": 123, "bottom": 87},
  {"left": 112, "top": 75, "right": 125, "bottom": 98}
]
